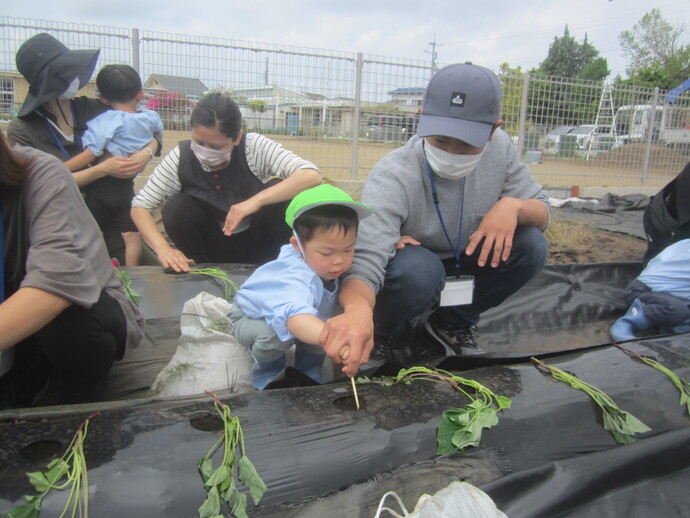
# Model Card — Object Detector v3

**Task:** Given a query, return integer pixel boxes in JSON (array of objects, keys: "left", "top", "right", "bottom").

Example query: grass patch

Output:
[{"left": 545, "top": 216, "right": 596, "bottom": 251}]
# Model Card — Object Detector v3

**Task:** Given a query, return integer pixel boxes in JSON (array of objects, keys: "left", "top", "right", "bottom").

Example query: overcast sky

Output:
[{"left": 4, "top": 0, "right": 689, "bottom": 79}]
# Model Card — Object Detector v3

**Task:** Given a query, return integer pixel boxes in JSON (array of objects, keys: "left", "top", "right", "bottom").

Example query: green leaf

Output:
[
  {"left": 26, "top": 472, "right": 51, "bottom": 493},
  {"left": 1, "top": 501, "right": 42, "bottom": 518},
  {"left": 609, "top": 429, "right": 636, "bottom": 445},
  {"left": 680, "top": 392, "right": 690, "bottom": 414},
  {"left": 114, "top": 268, "right": 141, "bottom": 305},
  {"left": 534, "top": 358, "right": 650, "bottom": 445},
  {"left": 495, "top": 395, "right": 512, "bottom": 411},
  {"left": 437, "top": 408, "right": 466, "bottom": 454},
  {"left": 198, "top": 486, "right": 221, "bottom": 518},
  {"left": 451, "top": 428, "right": 481, "bottom": 451},
  {"left": 466, "top": 399, "right": 485, "bottom": 410},
  {"left": 622, "top": 411, "right": 651, "bottom": 434},
  {"left": 475, "top": 406, "right": 499, "bottom": 428},
  {"left": 228, "top": 488, "right": 249, "bottom": 518},
  {"left": 205, "top": 465, "right": 230, "bottom": 489},
  {"left": 44, "top": 459, "right": 69, "bottom": 487},
  {"left": 222, "top": 477, "right": 237, "bottom": 503},
  {"left": 198, "top": 457, "right": 213, "bottom": 484},
  {"left": 237, "top": 456, "right": 267, "bottom": 505}
]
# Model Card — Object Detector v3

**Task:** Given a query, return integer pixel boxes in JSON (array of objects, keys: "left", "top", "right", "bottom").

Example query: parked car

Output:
[
  {"left": 569, "top": 124, "right": 596, "bottom": 149},
  {"left": 566, "top": 124, "right": 621, "bottom": 155},
  {"left": 365, "top": 114, "right": 418, "bottom": 142},
  {"left": 544, "top": 125, "right": 575, "bottom": 152}
]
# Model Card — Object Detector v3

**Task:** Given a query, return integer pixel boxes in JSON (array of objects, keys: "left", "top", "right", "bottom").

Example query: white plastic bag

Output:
[
  {"left": 375, "top": 481, "right": 508, "bottom": 518},
  {"left": 151, "top": 291, "right": 254, "bottom": 396}
]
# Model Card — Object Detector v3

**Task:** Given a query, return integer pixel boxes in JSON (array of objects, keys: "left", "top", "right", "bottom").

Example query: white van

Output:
[{"left": 614, "top": 105, "right": 663, "bottom": 143}]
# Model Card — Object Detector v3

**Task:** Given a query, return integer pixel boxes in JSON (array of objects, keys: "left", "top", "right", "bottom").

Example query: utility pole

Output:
[{"left": 425, "top": 35, "right": 443, "bottom": 75}]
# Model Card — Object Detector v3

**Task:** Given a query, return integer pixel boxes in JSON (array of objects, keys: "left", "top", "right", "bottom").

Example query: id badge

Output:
[{"left": 439, "top": 275, "right": 474, "bottom": 307}]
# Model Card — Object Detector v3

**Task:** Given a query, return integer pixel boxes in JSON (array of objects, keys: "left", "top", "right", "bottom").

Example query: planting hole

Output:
[
  {"left": 333, "top": 395, "right": 366, "bottom": 410},
  {"left": 20, "top": 440, "right": 63, "bottom": 461},
  {"left": 190, "top": 412, "right": 224, "bottom": 432}
]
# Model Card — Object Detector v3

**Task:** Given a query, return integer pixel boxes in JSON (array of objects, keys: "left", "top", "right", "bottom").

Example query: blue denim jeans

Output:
[{"left": 374, "top": 226, "right": 548, "bottom": 336}]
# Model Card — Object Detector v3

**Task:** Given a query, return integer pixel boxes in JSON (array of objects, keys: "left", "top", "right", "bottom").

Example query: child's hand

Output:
[{"left": 396, "top": 235, "right": 420, "bottom": 249}]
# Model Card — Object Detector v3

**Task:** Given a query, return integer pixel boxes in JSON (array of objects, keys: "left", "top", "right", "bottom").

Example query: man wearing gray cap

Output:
[{"left": 320, "top": 62, "right": 550, "bottom": 375}]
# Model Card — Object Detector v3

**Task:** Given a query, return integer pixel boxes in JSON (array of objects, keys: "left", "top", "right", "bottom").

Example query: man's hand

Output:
[
  {"left": 320, "top": 304, "right": 374, "bottom": 377},
  {"left": 465, "top": 198, "right": 520, "bottom": 267},
  {"left": 396, "top": 235, "right": 421, "bottom": 249}
]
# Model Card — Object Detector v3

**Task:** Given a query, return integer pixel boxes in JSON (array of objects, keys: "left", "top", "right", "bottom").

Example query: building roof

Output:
[
  {"left": 388, "top": 87, "right": 426, "bottom": 95},
  {"left": 144, "top": 74, "right": 208, "bottom": 97}
]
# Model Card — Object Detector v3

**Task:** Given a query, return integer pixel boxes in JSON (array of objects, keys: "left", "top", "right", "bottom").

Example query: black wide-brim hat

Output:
[{"left": 16, "top": 33, "right": 100, "bottom": 117}]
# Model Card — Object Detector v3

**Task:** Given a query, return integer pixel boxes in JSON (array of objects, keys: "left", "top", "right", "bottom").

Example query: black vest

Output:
[{"left": 177, "top": 135, "right": 264, "bottom": 213}]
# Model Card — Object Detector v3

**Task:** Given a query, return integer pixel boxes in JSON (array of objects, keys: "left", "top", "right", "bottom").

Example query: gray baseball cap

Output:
[{"left": 416, "top": 62, "right": 502, "bottom": 148}]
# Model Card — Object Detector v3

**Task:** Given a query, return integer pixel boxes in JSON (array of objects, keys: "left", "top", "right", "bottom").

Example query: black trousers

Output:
[
  {"left": 0, "top": 290, "right": 127, "bottom": 409},
  {"left": 161, "top": 189, "right": 292, "bottom": 266}
]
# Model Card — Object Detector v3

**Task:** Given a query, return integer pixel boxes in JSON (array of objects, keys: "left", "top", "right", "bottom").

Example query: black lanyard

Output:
[
  {"left": 426, "top": 160, "right": 465, "bottom": 273},
  {"left": 41, "top": 103, "right": 82, "bottom": 160}
]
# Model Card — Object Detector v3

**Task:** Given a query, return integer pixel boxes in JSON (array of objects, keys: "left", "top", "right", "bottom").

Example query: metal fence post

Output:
[
  {"left": 516, "top": 71, "right": 530, "bottom": 159},
  {"left": 641, "top": 87, "right": 660, "bottom": 186},
  {"left": 351, "top": 52, "right": 363, "bottom": 181},
  {"left": 131, "top": 27, "right": 140, "bottom": 74}
]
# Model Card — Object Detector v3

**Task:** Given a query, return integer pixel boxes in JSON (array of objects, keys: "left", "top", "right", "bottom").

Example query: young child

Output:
[
  {"left": 229, "top": 184, "right": 373, "bottom": 389},
  {"left": 65, "top": 64, "right": 164, "bottom": 266},
  {"left": 611, "top": 238, "right": 690, "bottom": 341}
]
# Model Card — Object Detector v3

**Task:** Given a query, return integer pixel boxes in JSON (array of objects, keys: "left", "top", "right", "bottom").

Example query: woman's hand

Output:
[
  {"left": 95, "top": 156, "right": 140, "bottom": 179},
  {"left": 154, "top": 243, "right": 195, "bottom": 273},
  {"left": 223, "top": 197, "right": 261, "bottom": 236},
  {"left": 129, "top": 146, "right": 155, "bottom": 174}
]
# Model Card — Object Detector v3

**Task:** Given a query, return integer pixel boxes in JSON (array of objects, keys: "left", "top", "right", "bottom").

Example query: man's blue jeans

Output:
[{"left": 374, "top": 226, "right": 548, "bottom": 337}]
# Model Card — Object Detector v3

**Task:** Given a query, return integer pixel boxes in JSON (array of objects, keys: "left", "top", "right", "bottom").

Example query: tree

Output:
[
  {"left": 619, "top": 8, "right": 690, "bottom": 88},
  {"left": 580, "top": 58, "right": 611, "bottom": 81},
  {"left": 537, "top": 27, "right": 609, "bottom": 81},
  {"left": 497, "top": 63, "right": 526, "bottom": 136},
  {"left": 527, "top": 28, "right": 608, "bottom": 129}
]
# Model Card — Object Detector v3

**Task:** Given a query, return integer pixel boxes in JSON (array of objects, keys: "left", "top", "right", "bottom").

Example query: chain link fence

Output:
[{"left": 2, "top": 17, "right": 689, "bottom": 189}]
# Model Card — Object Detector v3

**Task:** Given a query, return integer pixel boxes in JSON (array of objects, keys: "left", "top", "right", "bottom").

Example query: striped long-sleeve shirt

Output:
[{"left": 132, "top": 132, "right": 318, "bottom": 211}]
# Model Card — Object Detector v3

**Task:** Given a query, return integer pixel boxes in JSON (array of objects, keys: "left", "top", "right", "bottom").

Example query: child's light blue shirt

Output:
[
  {"left": 638, "top": 239, "right": 690, "bottom": 301},
  {"left": 235, "top": 244, "right": 339, "bottom": 341},
  {"left": 82, "top": 108, "right": 163, "bottom": 157}
]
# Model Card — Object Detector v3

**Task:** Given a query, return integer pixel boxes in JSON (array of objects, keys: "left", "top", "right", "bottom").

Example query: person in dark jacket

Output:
[{"left": 642, "top": 161, "right": 690, "bottom": 265}]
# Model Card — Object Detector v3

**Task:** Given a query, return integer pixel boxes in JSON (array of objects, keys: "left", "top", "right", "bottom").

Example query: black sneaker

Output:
[
  {"left": 420, "top": 318, "right": 482, "bottom": 357},
  {"left": 360, "top": 335, "right": 397, "bottom": 372}
]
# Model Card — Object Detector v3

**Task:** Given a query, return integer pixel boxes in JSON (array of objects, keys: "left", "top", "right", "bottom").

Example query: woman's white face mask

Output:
[
  {"left": 58, "top": 77, "right": 81, "bottom": 100},
  {"left": 191, "top": 141, "right": 233, "bottom": 168},
  {"left": 424, "top": 140, "right": 485, "bottom": 180}
]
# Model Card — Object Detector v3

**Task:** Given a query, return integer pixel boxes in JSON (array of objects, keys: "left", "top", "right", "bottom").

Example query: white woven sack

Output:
[
  {"left": 375, "top": 481, "right": 508, "bottom": 518},
  {"left": 151, "top": 291, "right": 253, "bottom": 396}
]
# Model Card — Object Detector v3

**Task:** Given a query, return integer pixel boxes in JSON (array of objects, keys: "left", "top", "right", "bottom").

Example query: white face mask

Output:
[
  {"left": 425, "top": 140, "right": 485, "bottom": 180},
  {"left": 191, "top": 140, "right": 233, "bottom": 168},
  {"left": 58, "top": 77, "right": 81, "bottom": 100}
]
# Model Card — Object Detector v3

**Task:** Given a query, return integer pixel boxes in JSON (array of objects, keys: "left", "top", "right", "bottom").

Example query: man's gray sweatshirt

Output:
[{"left": 346, "top": 130, "right": 550, "bottom": 294}]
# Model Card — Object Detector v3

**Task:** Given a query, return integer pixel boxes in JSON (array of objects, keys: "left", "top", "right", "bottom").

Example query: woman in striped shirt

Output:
[{"left": 131, "top": 93, "right": 321, "bottom": 272}]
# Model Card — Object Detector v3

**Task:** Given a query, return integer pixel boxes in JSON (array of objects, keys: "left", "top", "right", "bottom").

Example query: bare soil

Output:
[{"left": 547, "top": 228, "right": 647, "bottom": 264}]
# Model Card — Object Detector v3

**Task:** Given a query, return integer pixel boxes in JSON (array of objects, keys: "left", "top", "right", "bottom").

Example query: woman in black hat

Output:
[{"left": 7, "top": 33, "right": 157, "bottom": 261}]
